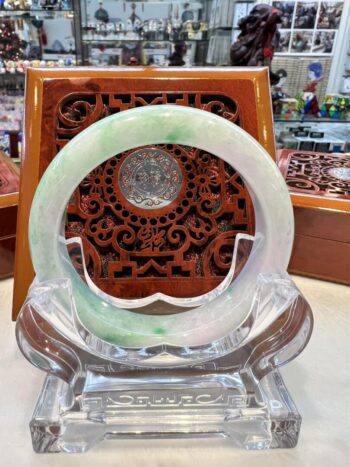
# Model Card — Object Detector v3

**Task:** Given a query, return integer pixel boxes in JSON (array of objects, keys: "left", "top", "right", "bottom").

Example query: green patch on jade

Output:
[{"left": 166, "top": 127, "right": 192, "bottom": 144}]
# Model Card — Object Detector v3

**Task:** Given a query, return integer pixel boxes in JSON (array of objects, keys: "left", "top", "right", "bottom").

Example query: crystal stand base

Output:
[{"left": 30, "top": 369, "right": 301, "bottom": 453}]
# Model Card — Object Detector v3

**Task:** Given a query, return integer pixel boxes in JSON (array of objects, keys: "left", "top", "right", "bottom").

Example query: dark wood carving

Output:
[
  {"left": 56, "top": 92, "right": 254, "bottom": 299},
  {"left": 282, "top": 150, "right": 350, "bottom": 199}
]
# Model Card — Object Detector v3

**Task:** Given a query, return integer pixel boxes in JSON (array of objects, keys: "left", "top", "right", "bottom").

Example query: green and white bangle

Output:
[{"left": 29, "top": 105, "right": 294, "bottom": 348}]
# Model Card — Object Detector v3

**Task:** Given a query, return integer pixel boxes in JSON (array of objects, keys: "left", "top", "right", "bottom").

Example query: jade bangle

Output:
[{"left": 29, "top": 105, "right": 294, "bottom": 348}]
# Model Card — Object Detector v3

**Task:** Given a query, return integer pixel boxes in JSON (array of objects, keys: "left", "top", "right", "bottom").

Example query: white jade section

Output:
[{"left": 29, "top": 105, "right": 294, "bottom": 348}]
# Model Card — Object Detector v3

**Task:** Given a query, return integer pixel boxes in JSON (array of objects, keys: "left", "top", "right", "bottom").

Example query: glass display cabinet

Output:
[
  {"left": 79, "top": 0, "right": 212, "bottom": 66},
  {"left": 78, "top": 0, "right": 256, "bottom": 67},
  {"left": 0, "top": 1, "right": 79, "bottom": 68},
  {"left": 0, "top": 0, "right": 81, "bottom": 158}
]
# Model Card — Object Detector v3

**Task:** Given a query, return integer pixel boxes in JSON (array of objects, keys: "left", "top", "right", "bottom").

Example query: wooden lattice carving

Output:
[
  {"left": 14, "top": 68, "right": 276, "bottom": 318},
  {"left": 284, "top": 151, "right": 350, "bottom": 200},
  {"left": 54, "top": 92, "right": 254, "bottom": 299},
  {"left": 0, "top": 153, "right": 19, "bottom": 196}
]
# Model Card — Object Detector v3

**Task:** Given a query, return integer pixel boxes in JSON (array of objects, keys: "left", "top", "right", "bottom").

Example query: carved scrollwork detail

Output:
[
  {"left": 56, "top": 92, "right": 239, "bottom": 148},
  {"left": 57, "top": 91, "right": 254, "bottom": 299},
  {"left": 285, "top": 151, "right": 350, "bottom": 199},
  {"left": 0, "top": 155, "right": 19, "bottom": 195}
]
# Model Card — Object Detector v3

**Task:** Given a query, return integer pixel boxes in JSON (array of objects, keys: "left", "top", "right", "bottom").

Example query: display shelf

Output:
[
  {"left": 0, "top": 9, "right": 73, "bottom": 13},
  {"left": 0, "top": 72, "right": 26, "bottom": 77},
  {"left": 121, "top": 0, "right": 204, "bottom": 3},
  {"left": 0, "top": 68, "right": 75, "bottom": 76},
  {"left": 0, "top": 2, "right": 80, "bottom": 67},
  {"left": 82, "top": 38, "right": 209, "bottom": 43},
  {"left": 274, "top": 115, "right": 350, "bottom": 123},
  {"left": 79, "top": 0, "right": 210, "bottom": 65}
]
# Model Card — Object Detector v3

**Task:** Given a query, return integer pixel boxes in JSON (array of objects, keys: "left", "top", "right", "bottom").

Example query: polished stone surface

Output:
[{"left": 1, "top": 275, "right": 349, "bottom": 466}]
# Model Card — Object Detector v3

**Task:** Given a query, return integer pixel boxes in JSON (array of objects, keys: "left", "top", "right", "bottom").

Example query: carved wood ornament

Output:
[
  {"left": 283, "top": 151, "right": 350, "bottom": 199},
  {"left": 59, "top": 92, "right": 255, "bottom": 299}
]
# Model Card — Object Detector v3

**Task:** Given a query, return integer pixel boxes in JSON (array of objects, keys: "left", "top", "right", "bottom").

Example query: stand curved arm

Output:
[{"left": 16, "top": 275, "right": 313, "bottom": 385}]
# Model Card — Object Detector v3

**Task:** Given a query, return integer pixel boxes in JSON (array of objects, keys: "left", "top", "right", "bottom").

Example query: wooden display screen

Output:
[{"left": 13, "top": 67, "right": 275, "bottom": 319}]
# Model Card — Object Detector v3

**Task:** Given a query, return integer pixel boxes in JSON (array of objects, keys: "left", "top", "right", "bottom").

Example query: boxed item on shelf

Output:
[
  {"left": 278, "top": 122, "right": 347, "bottom": 153},
  {"left": 278, "top": 149, "right": 350, "bottom": 284}
]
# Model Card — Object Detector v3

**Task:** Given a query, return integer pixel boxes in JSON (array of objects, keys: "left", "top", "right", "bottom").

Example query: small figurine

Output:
[
  {"left": 304, "top": 62, "right": 323, "bottom": 93},
  {"left": 128, "top": 2, "right": 142, "bottom": 33},
  {"left": 272, "top": 68, "right": 290, "bottom": 114},
  {"left": 300, "top": 62, "right": 323, "bottom": 114},
  {"left": 168, "top": 41, "right": 187, "bottom": 66},
  {"left": 171, "top": 4, "right": 182, "bottom": 41},
  {"left": 319, "top": 94, "right": 350, "bottom": 120}
]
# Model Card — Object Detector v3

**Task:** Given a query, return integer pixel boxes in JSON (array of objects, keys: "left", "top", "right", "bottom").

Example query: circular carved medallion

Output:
[{"left": 118, "top": 148, "right": 183, "bottom": 209}]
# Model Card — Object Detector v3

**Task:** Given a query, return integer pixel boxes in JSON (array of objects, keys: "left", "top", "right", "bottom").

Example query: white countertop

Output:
[{"left": 0, "top": 275, "right": 349, "bottom": 467}]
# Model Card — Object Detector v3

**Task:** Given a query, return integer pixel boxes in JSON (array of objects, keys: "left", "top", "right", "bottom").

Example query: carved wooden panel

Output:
[
  {"left": 0, "top": 204, "right": 17, "bottom": 279},
  {"left": 56, "top": 92, "right": 240, "bottom": 148},
  {"left": 0, "top": 153, "right": 19, "bottom": 279},
  {"left": 281, "top": 150, "right": 350, "bottom": 200},
  {"left": 0, "top": 152, "right": 19, "bottom": 196},
  {"left": 55, "top": 92, "right": 254, "bottom": 299},
  {"left": 278, "top": 149, "right": 350, "bottom": 285},
  {"left": 14, "top": 68, "right": 275, "bottom": 317}
]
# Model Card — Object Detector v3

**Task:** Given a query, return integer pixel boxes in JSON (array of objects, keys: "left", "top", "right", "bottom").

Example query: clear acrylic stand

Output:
[{"left": 16, "top": 237, "right": 313, "bottom": 453}]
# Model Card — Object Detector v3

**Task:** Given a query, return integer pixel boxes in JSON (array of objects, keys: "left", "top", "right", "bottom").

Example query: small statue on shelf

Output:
[
  {"left": 272, "top": 68, "right": 290, "bottom": 114},
  {"left": 168, "top": 41, "right": 187, "bottom": 66},
  {"left": 127, "top": 2, "right": 142, "bottom": 34},
  {"left": 230, "top": 3, "right": 282, "bottom": 84},
  {"left": 299, "top": 62, "right": 323, "bottom": 115},
  {"left": 170, "top": 4, "right": 182, "bottom": 41},
  {"left": 304, "top": 62, "right": 323, "bottom": 93}
]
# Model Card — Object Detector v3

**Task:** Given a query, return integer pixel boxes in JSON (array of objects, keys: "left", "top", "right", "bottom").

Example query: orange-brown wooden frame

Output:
[
  {"left": 13, "top": 66, "right": 276, "bottom": 319},
  {"left": 278, "top": 149, "right": 350, "bottom": 284}
]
